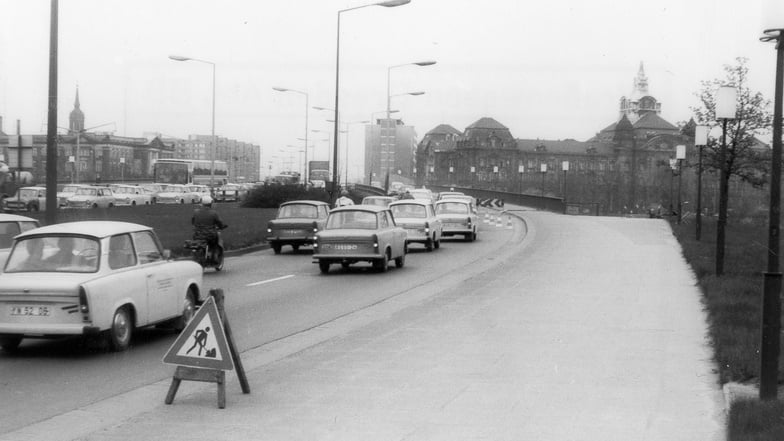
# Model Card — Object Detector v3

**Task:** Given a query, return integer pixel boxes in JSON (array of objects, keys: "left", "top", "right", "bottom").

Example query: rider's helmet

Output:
[
  {"left": 340, "top": 190, "right": 349, "bottom": 196},
  {"left": 201, "top": 195, "right": 213, "bottom": 207}
]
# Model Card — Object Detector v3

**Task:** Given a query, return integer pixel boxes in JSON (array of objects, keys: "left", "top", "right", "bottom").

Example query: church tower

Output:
[
  {"left": 618, "top": 62, "right": 661, "bottom": 123},
  {"left": 69, "top": 86, "right": 85, "bottom": 134}
]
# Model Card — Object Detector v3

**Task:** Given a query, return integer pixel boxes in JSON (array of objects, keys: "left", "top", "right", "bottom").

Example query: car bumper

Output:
[{"left": 0, "top": 323, "right": 101, "bottom": 336}]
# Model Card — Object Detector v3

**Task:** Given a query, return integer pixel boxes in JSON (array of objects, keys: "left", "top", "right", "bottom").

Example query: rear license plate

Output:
[
  {"left": 10, "top": 305, "right": 51, "bottom": 317},
  {"left": 282, "top": 229, "right": 303, "bottom": 235}
]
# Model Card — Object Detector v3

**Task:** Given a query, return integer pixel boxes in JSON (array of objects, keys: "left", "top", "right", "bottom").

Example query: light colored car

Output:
[
  {"left": 435, "top": 199, "right": 479, "bottom": 242},
  {"left": 389, "top": 199, "right": 443, "bottom": 252},
  {"left": 214, "top": 183, "right": 247, "bottom": 202},
  {"left": 0, "top": 214, "right": 40, "bottom": 270},
  {"left": 66, "top": 186, "right": 116, "bottom": 209},
  {"left": 439, "top": 194, "right": 477, "bottom": 206},
  {"left": 156, "top": 184, "right": 199, "bottom": 204},
  {"left": 409, "top": 188, "right": 435, "bottom": 204},
  {"left": 111, "top": 185, "right": 152, "bottom": 206},
  {"left": 57, "top": 184, "right": 91, "bottom": 207},
  {"left": 266, "top": 200, "right": 331, "bottom": 254},
  {"left": 187, "top": 184, "right": 211, "bottom": 203},
  {"left": 2, "top": 186, "right": 47, "bottom": 212},
  {"left": 0, "top": 221, "right": 205, "bottom": 352},
  {"left": 313, "top": 205, "right": 407, "bottom": 274},
  {"left": 437, "top": 191, "right": 465, "bottom": 200},
  {"left": 361, "top": 196, "right": 397, "bottom": 207},
  {"left": 141, "top": 183, "right": 165, "bottom": 204}
]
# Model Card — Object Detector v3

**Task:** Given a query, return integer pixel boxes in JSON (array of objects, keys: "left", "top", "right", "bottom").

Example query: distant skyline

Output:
[{"left": 0, "top": 0, "right": 780, "bottom": 179}]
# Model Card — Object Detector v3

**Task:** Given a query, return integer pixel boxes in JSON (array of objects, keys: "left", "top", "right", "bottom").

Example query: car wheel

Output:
[
  {"left": 28, "top": 203, "right": 39, "bottom": 212},
  {"left": 341, "top": 261, "right": 351, "bottom": 269},
  {"left": 394, "top": 253, "right": 405, "bottom": 268},
  {"left": 434, "top": 236, "right": 441, "bottom": 249},
  {"left": 374, "top": 251, "right": 389, "bottom": 272},
  {"left": 131, "top": 200, "right": 136, "bottom": 206},
  {"left": 174, "top": 289, "right": 197, "bottom": 332},
  {"left": 272, "top": 244, "right": 282, "bottom": 255},
  {"left": 319, "top": 260, "right": 330, "bottom": 274},
  {"left": 92, "top": 203, "right": 99, "bottom": 209},
  {"left": 0, "top": 336, "right": 22, "bottom": 352},
  {"left": 471, "top": 230, "right": 477, "bottom": 242},
  {"left": 108, "top": 203, "right": 114, "bottom": 208},
  {"left": 107, "top": 306, "right": 132, "bottom": 351},
  {"left": 180, "top": 199, "right": 185, "bottom": 204},
  {"left": 214, "top": 247, "right": 224, "bottom": 271},
  {"left": 292, "top": 244, "right": 300, "bottom": 253},
  {"left": 426, "top": 238, "right": 434, "bottom": 252}
]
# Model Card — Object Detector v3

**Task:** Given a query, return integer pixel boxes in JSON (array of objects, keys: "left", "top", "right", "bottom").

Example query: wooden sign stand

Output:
[{"left": 164, "top": 288, "right": 250, "bottom": 408}]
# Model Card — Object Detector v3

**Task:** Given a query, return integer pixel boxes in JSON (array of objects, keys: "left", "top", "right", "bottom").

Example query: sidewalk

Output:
[{"left": 4, "top": 210, "right": 726, "bottom": 441}]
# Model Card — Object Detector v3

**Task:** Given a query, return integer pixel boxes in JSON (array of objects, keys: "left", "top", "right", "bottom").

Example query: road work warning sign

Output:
[{"left": 163, "top": 297, "right": 234, "bottom": 371}]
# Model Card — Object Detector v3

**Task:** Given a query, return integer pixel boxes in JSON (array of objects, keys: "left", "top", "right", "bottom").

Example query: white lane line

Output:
[{"left": 246, "top": 274, "right": 295, "bottom": 287}]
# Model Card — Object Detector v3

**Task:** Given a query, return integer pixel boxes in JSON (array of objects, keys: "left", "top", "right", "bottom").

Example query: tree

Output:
[{"left": 691, "top": 57, "right": 772, "bottom": 275}]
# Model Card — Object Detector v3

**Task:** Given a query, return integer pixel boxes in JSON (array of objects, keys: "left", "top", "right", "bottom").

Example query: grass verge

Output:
[{"left": 671, "top": 217, "right": 784, "bottom": 440}]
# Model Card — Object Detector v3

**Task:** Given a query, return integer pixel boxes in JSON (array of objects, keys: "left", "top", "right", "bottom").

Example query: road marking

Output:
[{"left": 246, "top": 275, "right": 295, "bottom": 287}]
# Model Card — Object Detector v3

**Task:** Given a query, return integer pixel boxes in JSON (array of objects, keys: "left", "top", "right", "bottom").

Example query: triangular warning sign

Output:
[{"left": 163, "top": 297, "right": 234, "bottom": 371}]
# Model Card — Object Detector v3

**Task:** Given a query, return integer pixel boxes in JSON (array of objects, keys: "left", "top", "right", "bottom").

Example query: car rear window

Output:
[{"left": 5, "top": 236, "right": 99, "bottom": 273}]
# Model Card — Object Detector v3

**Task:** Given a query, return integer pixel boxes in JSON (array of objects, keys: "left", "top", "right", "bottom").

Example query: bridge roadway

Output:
[{"left": 0, "top": 207, "right": 725, "bottom": 440}]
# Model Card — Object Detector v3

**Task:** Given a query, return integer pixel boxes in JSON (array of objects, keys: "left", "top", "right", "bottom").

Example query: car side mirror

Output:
[{"left": 163, "top": 249, "right": 171, "bottom": 260}]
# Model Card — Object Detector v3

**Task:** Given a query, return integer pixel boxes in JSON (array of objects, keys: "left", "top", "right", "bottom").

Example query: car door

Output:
[
  {"left": 106, "top": 233, "right": 149, "bottom": 323},
  {"left": 131, "top": 230, "right": 178, "bottom": 323}
]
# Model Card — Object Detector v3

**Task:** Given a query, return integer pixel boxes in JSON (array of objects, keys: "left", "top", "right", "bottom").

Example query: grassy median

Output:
[
  {"left": 671, "top": 215, "right": 784, "bottom": 440},
  {"left": 19, "top": 202, "right": 277, "bottom": 256}
]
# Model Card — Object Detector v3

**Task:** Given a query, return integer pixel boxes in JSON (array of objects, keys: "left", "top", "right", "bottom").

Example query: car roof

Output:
[
  {"left": 436, "top": 199, "right": 471, "bottom": 205},
  {"left": 281, "top": 200, "right": 329, "bottom": 206},
  {"left": 389, "top": 199, "right": 431, "bottom": 206},
  {"left": 20, "top": 186, "right": 46, "bottom": 190},
  {"left": 16, "top": 221, "right": 153, "bottom": 239},
  {"left": 330, "top": 205, "right": 388, "bottom": 213},
  {"left": 0, "top": 214, "right": 38, "bottom": 223}
]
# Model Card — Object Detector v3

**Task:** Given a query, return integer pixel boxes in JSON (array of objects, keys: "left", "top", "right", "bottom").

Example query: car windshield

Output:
[
  {"left": 75, "top": 188, "right": 97, "bottom": 196},
  {"left": 363, "top": 198, "right": 390, "bottom": 206},
  {"left": 60, "top": 186, "right": 80, "bottom": 193},
  {"left": 4, "top": 236, "right": 100, "bottom": 273},
  {"left": 326, "top": 211, "right": 378, "bottom": 230},
  {"left": 391, "top": 204, "right": 427, "bottom": 218},
  {"left": 18, "top": 189, "right": 39, "bottom": 199},
  {"left": 279, "top": 204, "right": 318, "bottom": 219},
  {"left": 436, "top": 202, "right": 469, "bottom": 215}
]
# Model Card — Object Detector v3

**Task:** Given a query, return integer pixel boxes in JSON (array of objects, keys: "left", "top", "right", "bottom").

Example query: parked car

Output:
[
  {"left": 2, "top": 186, "right": 47, "bottom": 212},
  {"left": 0, "top": 214, "right": 39, "bottom": 270},
  {"left": 141, "top": 183, "right": 165, "bottom": 204},
  {"left": 313, "top": 205, "right": 407, "bottom": 273},
  {"left": 187, "top": 184, "right": 211, "bottom": 203},
  {"left": 266, "top": 200, "right": 330, "bottom": 254},
  {"left": 111, "top": 184, "right": 152, "bottom": 206},
  {"left": 361, "top": 196, "right": 397, "bottom": 207},
  {"left": 435, "top": 199, "right": 479, "bottom": 242},
  {"left": 156, "top": 184, "right": 199, "bottom": 204},
  {"left": 214, "top": 183, "right": 247, "bottom": 202},
  {"left": 0, "top": 221, "right": 205, "bottom": 352},
  {"left": 389, "top": 199, "right": 443, "bottom": 252},
  {"left": 57, "top": 184, "right": 90, "bottom": 207},
  {"left": 66, "top": 186, "right": 116, "bottom": 209}
]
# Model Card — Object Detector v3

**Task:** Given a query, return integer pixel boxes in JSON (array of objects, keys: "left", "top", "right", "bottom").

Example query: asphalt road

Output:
[{"left": 0, "top": 210, "right": 518, "bottom": 435}]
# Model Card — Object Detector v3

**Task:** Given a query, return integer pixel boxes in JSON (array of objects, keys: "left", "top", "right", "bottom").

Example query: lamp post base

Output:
[{"left": 760, "top": 271, "right": 782, "bottom": 400}]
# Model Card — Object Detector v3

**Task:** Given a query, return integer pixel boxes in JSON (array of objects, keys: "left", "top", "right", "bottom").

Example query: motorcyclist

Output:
[{"left": 191, "top": 195, "right": 227, "bottom": 262}]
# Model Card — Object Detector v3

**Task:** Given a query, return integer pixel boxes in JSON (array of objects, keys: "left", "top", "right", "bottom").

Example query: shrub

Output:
[{"left": 242, "top": 184, "right": 330, "bottom": 208}]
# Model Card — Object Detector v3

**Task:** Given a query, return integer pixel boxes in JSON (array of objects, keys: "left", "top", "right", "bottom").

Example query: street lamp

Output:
[
  {"left": 273, "top": 87, "right": 309, "bottom": 184},
  {"left": 561, "top": 160, "right": 569, "bottom": 202},
  {"left": 169, "top": 54, "right": 216, "bottom": 187},
  {"left": 675, "top": 145, "right": 686, "bottom": 224},
  {"left": 715, "top": 85, "right": 737, "bottom": 275},
  {"left": 540, "top": 163, "right": 547, "bottom": 209},
  {"left": 758, "top": 9, "right": 784, "bottom": 401},
  {"left": 694, "top": 125, "right": 709, "bottom": 240},
  {"left": 333, "top": 0, "right": 411, "bottom": 202},
  {"left": 518, "top": 164, "right": 525, "bottom": 194},
  {"left": 387, "top": 60, "right": 436, "bottom": 119}
]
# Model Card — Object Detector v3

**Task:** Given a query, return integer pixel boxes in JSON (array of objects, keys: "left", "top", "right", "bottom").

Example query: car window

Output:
[
  {"left": 391, "top": 204, "right": 427, "bottom": 219},
  {"left": 132, "top": 231, "right": 164, "bottom": 264},
  {"left": 327, "top": 211, "right": 378, "bottom": 229},
  {"left": 0, "top": 222, "right": 21, "bottom": 248},
  {"left": 108, "top": 234, "right": 137, "bottom": 269},
  {"left": 5, "top": 236, "right": 99, "bottom": 273},
  {"left": 436, "top": 202, "right": 469, "bottom": 215},
  {"left": 280, "top": 204, "right": 317, "bottom": 218}
]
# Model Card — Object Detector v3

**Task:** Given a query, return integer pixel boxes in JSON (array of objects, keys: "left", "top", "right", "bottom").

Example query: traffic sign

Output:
[{"left": 163, "top": 297, "right": 234, "bottom": 371}]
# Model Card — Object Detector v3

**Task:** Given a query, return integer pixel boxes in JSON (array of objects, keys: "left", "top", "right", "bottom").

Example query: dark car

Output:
[{"left": 266, "top": 200, "right": 330, "bottom": 254}]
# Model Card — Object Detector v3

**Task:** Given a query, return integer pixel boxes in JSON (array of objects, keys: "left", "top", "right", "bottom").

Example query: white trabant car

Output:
[
  {"left": 435, "top": 199, "right": 479, "bottom": 242},
  {"left": 361, "top": 196, "right": 396, "bottom": 207},
  {"left": 187, "top": 184, "right": 211, "bottom": 203},
  {"left": 156, "top": 184, "right": 200, "bottom": 204},
  {"left": 2, "top": 186, "right": 48, "bottom": 212},
  {"left": 313, "top": 205, "right": 407, "bottom": 274},
  {"left": 389, "top": 199, "right": 443, "bottom": 252},
  {"left": 0, "top": 221, "right": 205, "bottom": 352},
  {"left": 141, "top": 183, "right": 165, "bottom": 204},
  {"left": 111, "top": 184, "right": 152, "bottom": 206},
  {"left": 0, "top": 214, "right": 40, "bottom": 271},
  {"left": 57, "top": 184, "right": 91, "bottom": 207},
  {"left": 66, "top": 186, "right": 116, "bottom": 209}
]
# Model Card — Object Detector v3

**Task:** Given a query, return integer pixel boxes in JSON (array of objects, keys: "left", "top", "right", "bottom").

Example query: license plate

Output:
[
  {"left": 327, "top": 244, "right": 357, "bottom": 251},
  {"left": 445, "top": 222, "right": 463, "bottom": 228},
  {"left": 10, "top": 305, "right": 51, "bottom": 317},
  {"left": 282, "top": 229, "right": 303, "bottom": 235}
]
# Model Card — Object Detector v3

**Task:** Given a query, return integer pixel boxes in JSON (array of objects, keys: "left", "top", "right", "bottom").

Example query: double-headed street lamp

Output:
[
  {"left": 386, "top": 60, "right": 436, "bottom": 119},
  {"left": 169, "top": 54, "right": 216, "bottom": 187},
  {"left": 759, "top": 12, "right": 784, "bottom": 401},
  {"left": 273, "top": 87, "right": 309, "bottom": 183},
  {"left": 333, "top": 0, "right": 411, "bottom": 201}
]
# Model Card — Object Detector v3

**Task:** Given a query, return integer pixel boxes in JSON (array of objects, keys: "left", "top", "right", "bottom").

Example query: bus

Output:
[{"left": 153, "top": 159, "right": 228, "bottom": 186}]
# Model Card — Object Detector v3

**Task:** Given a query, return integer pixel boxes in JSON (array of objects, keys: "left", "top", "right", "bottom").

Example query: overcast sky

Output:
[{"left": 0, "top": 0, "right": 781, "bottom": 179}]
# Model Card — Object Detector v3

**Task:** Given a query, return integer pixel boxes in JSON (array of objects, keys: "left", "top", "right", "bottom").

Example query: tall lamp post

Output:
[
  {"left": 715, "top": 85, "right": 737, "bottom": 276},
  {"left": 561, "top": 161, "right": 569, "bottom": 202},
  {"left": 675, "top": 144, "right": 686, "bottom": 224},
  {"left": 386, "top": 60, "right": 436, "bottom": 119},
  {"left": 333, "top": 0, "right": 411, "bottom": 202},
  {"left": 169, "top": 55, "right": 216, "bottom": 187},
  {"left": 273, "top": 87, "right": 309, "bottom": 184},
  {"left": 540, "top": 163, "right": 547, "bottom": 210},
  {"left": 759, "top": 14, "right": 784, "bottom": 401},
  {"left": 694, "top": 125, "right": 709, "bottom": 240}
]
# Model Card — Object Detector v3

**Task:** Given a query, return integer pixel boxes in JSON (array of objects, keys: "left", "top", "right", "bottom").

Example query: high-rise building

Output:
[{"left": 364, "top": 118, "right": 417, "bottom": 187}]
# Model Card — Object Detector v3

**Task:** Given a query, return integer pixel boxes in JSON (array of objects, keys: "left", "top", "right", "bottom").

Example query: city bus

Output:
[{"left": 153, "top": 159, "right": 228, "bottom": 186}]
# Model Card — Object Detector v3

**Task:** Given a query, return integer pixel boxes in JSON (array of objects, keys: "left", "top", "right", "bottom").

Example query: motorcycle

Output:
[{"left": 184, "top": 226, "right": 227, "bottom": 271}]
